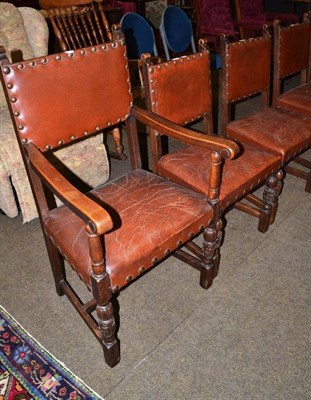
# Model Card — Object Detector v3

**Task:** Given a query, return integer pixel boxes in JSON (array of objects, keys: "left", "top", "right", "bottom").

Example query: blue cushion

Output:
[
  {"left": 121, "top": 13, "right": 155, "bottom": 59},
  {"left": 162, "top": 6, "right": 193, "bottom": 53}
]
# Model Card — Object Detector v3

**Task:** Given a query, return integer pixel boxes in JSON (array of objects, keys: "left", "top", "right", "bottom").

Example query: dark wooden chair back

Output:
[
  {"left": 272, "top": 18, "right": 311, "bottom": 106},
  {"left": 221, "top": 34, "right": 272, "bottom": 128},
  {"left": 48, "top": 1, "right": 113, "bottom": 51},
  {"left": 1, "top": 41, "right": 131, "bottom": 152}
]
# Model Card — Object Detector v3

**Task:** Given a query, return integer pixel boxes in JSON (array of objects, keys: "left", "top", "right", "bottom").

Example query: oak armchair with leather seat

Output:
[
  {"left": 272, "top": 18, "right": 311, "bottom": 192},
  {"left": 0, "top": 39, "right": 240, "bottom": 367},
  {"left": 141, "top": 51, "right": 284, "bottom": 286},
  {"left": 221, "top": 33, "right": 311, "bottom": 200}
]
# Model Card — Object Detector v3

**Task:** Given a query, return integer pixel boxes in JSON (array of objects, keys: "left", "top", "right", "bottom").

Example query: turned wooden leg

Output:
[
  {"left": 270, "top": 169, "right": 284, "bottom": 225},
  {"left": 88, "top": 230, "right": 120, "bottom": 367},
  {"left": 111, "top": 127, "right": 127, "bottom": 160},
  {"left": 91, "top": 271, "right": 120, "bottom": 367},
  {"left": 97, "top": 301, "right": 120, "bottom": 368},
  {"left": 44, "top": 234, "right": 66, "bottom": 296},
  {"left": 212, "top": 218, "right": 223, "bottom": 279},
  {"left": 200, "top": 218, "right": 223, "bottom": 289},
  {"left": 258, "top": 174, "right": 279, "bottom": 233}
]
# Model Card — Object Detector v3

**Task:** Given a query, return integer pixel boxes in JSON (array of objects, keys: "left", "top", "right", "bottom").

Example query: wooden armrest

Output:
[
  {"left": 130, "top": 106, "right": 240, "bottom": 160},
  {"left": 26, "top": 143, "right": 113, "bottom": 235}
]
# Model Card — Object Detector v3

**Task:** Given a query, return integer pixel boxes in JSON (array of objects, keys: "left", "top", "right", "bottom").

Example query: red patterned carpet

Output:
[{"left": 0, "top": 305, "right": 103, "bottom": 400}]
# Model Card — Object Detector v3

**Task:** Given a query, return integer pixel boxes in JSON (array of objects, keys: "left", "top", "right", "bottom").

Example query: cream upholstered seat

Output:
[{"left": 0, "top": 3, "right": 110, "bottom": 222}]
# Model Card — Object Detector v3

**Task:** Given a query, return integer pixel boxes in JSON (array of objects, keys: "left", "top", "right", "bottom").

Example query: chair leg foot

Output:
[
  {"left": 200, "top": 265, "right": 214, "bottom": 289},
  {"left": 103, "top": 339, "right": 120, "bottom": 368},
  {"left": 200, "top": 218, "right": 223, "bottom": 289},
  {"left": 213, "top": 253, "right": 220, "bottom": 279}
]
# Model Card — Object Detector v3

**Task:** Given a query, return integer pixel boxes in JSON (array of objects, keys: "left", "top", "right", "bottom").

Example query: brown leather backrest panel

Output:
[
  {"left": 1, "top": 41, "right": 132, "bottom": 151},
  {"left": 279, "top": 22, "right": 311, "bottom": 78},
  {"left": 146, "top": 52, "right": 212, "bottom": 125},
  {"left": 224, "top": 36, "right": 271, "bottom": 102}
]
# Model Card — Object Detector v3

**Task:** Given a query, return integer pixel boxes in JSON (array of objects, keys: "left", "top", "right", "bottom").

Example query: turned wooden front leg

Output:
[
  {"left": 270, "top": 169, "right": 284, "bottom": 225},
  {"left": 88, "top": 230, "right": 120, "bottom": 367},
  {"left": 258, "top": 172, "right": 280, "bottom": 233},
  {"left": 91, "top": 273, "right": 120, "bottom": 368},
  {"left": 201, "top": 218, "right": 223, "bottom": 289},
  {"left": 212, "top": 218, "right": 224, "bottom": 279}
]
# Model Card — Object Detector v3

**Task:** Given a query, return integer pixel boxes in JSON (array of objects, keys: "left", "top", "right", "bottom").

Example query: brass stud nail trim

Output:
[{"left": 152, "top": 257, "right": 158, "bottom": 265}]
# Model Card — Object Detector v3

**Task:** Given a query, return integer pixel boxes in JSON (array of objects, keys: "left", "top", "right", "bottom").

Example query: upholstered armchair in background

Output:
[
  {"left": 0, "top": 3, "right": 110, "bottom": 222},
  {"left": 193, "top": 0, "right": 240, "bottom": 49},
  {"left": 238, "top": 0, "right": 298, "bottom": 23},
  {"left": 234, "top": 0, "right": 298, "bottom": 38}
]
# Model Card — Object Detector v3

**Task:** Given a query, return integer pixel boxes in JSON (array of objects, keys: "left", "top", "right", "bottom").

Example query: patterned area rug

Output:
[{"left": 0, "top": 305, "right": 104, "bottom": 399}]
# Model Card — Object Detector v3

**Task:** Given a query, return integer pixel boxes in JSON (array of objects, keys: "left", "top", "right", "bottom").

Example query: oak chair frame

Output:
[
  {"left": 0, "top": 39, "right": 239, "bottom": 367},
  {"left": 220, "top": 34, "right": 284, "bottom": 226},
  {"left": 221, "top": 32, "right": 311, "bottom": 214}
]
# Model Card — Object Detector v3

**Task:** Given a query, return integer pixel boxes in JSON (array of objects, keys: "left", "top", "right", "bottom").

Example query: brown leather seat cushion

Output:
[
  {"left": 226, "top": 107, "right": 311, "bottom": 164},
  {"left": 157, "top": 142, "right": 281, "bottom": 211},
  {"left": 43, "top": 169, "right": 212, "bottom": 290},
  {"left": 277, "top": 83, "right": 311, "bottom": 116}
]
